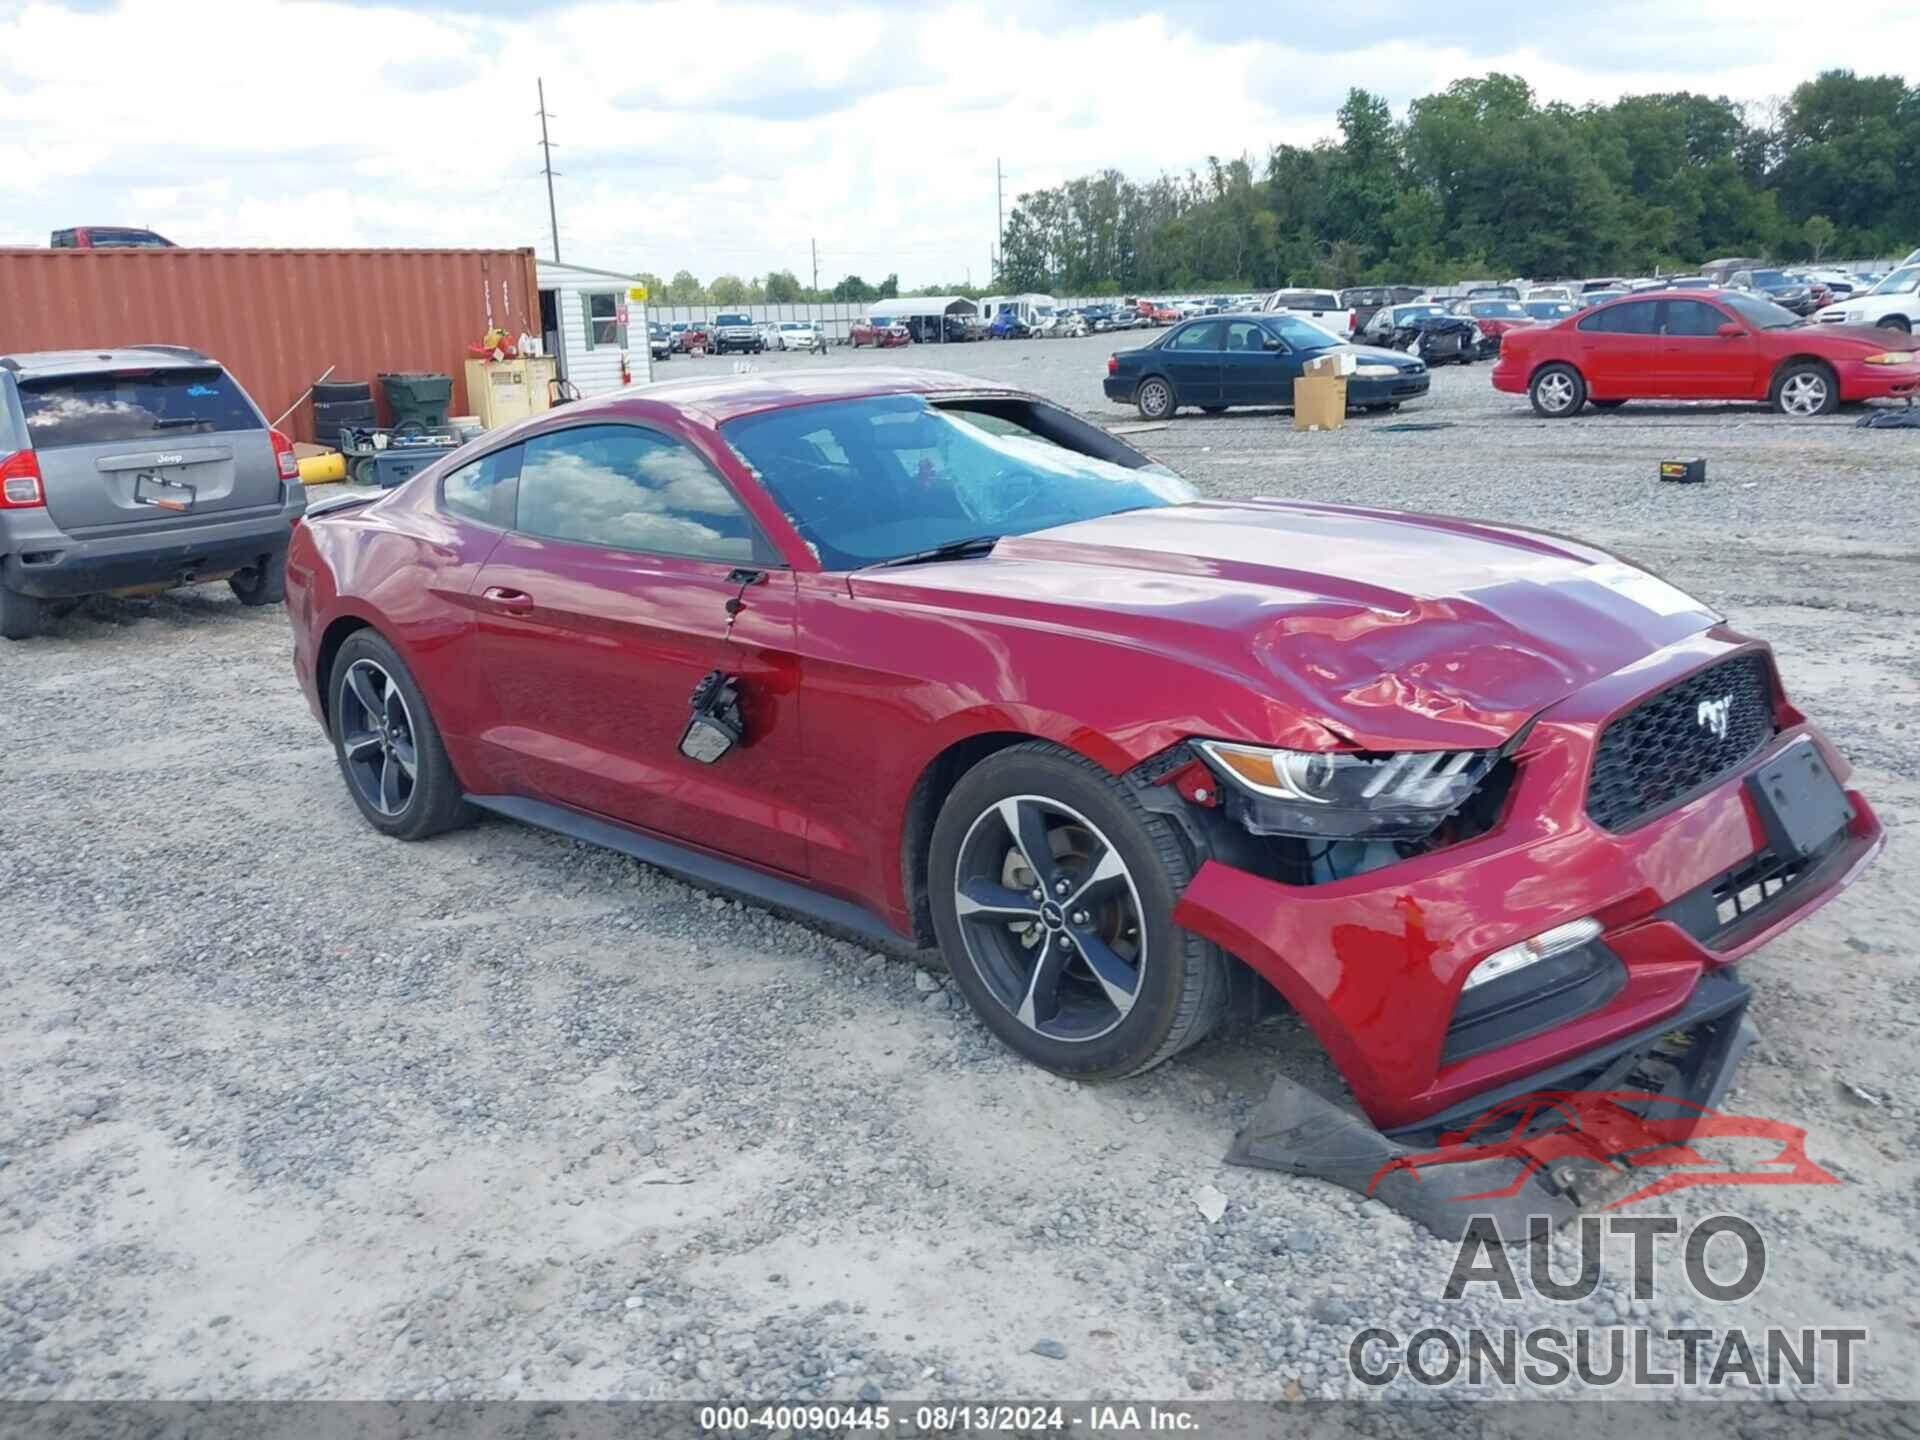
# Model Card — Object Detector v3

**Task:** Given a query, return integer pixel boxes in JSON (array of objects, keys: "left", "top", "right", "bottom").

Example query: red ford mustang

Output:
[
  {"left": 285, "top": 368, "right": 1881, "bottom": 1135},
  {"left": 1494, "top": 288, "right": 1920, "bottom": 417}
]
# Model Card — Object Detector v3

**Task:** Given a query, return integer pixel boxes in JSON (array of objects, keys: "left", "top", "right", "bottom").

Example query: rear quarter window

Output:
[{"left": 18, "top": 368, "right": 262, "bottom": 449}]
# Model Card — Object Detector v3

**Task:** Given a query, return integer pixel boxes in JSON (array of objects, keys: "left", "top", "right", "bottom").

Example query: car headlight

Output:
[
  {"left": 1195, "top": 740, "right": 1502, "bottom": 840},
  {"left": 1354, "top": 364, "right": 1400, "bottom": 377},
  {"left": 1862, "top": 351, "right": 1916, "bottom": 365}
]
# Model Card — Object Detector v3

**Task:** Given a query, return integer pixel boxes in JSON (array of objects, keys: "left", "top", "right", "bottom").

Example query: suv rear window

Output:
[{"left": 18, "top": 367, "right": 262, "bottom": 449}]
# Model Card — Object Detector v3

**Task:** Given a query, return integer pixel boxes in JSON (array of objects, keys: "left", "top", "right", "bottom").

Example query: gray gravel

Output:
[{"left": 1, "top": 340, "right": 1915, "bottom": 1403}]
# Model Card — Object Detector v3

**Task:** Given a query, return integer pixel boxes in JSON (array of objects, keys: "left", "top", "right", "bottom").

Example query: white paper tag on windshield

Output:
[{"left": 1585, "top": 562, "right": 1706, "bottom": 617}]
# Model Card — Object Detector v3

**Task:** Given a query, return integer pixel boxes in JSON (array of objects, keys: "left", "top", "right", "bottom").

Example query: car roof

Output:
[
  {"left": 608, "top": 367, "right": 1031, "bottom": 425},
  {"left": 0, "top": 346, "right": 216, "bottom": 380}
]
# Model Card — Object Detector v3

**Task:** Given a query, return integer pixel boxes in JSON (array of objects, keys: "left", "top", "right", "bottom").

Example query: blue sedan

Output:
[{"left": 1103, "top": 312, "right": 1430, "bottom": 419}]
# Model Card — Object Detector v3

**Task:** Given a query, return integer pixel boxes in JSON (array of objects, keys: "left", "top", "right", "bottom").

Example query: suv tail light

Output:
[
  {"left": 0, "top": 449, "right": 45, "bottom": 508},
  {"left": 270, "top": 427, "right": 300, "bottom": 481}
]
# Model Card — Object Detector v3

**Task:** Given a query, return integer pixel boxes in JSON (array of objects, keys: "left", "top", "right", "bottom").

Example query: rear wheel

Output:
[
  {"left": 1529, "top": 363, "right": 1587, "bottom": 418},
  {"left": 229, "top": 553, "right": 286, "bottom": 606},
  {"left": 928, "top": 742, "right": 1228, "bottom": 1080},
  {"left": 1771, "top": 362, "right": 1839, "bottom": 418},
  {"left": 0, "top": 584, "right": 45, "bottom": 641},
  {"left": 328, "top": 631, "right": 474, "bottom": 841},
  {"left": 1876, "top": 315, "right": 1911, "bottom": 333},
  {"left": 1135, "top": 375, "right": 1177, "bottom": 420}
]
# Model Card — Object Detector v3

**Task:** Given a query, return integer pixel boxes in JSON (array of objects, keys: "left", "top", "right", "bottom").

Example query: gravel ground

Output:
[{"left": 2, "top": 338, "right": 1915, "bottom": 1406}]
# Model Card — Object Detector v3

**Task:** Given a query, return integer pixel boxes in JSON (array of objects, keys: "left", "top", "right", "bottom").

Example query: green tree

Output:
[
  {"left": 764, "top": 269, "right": 805, "bottom": 303},
  {"left": 663, "top": 270, "right": 706, "bottom": 304},
  {"left": 876, "top": 273, "right": 899, "bottom": 300},
  {"left": 708, "top": 274, "right": 749, "bottom": 305},
  {"left": 831, "top": 274, "right": 876, "bottom": 302},
  {"left": 1803, "top": 214, "right": 1836, "bottom": 260},
  {"left": 634, "top": 271, "right": 665, "bottom": 301}
]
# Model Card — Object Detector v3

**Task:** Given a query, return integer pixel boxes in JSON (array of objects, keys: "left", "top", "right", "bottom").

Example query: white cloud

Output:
[{"left": 2, "top": 0, "right": 1916, "bottom": 286}]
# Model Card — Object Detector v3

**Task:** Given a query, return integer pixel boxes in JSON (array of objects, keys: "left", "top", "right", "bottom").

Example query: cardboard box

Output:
[
  {"left": 1304, "top": 351, "right": 1357, "bottom": 378},
  {"left": 1293, "top": 374, "right": 1347, "bottom": 430}
]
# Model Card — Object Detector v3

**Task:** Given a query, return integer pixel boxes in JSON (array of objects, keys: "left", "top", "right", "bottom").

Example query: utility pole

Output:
[
  {"left": 994, "top": 157, "right": 1003, "bottom": 283},
  {"left": 811, "top": 237, "right": 818, "bottom": 296},
  {"left": 537, "top": 78, "right": 561, "bottom": 262}
]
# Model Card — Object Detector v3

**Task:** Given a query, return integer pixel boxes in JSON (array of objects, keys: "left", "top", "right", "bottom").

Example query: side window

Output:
[
  {"left": 1224, "top": 321, "right": 1266, "bottom": 352},
  {"left": 442, "top": 445, "right": 522, "bottom": 528},
  {"left": 1168, "top": 322, "right": 1222, "bottom": 351},
  {"left": 515, "top": 424, "right": 758, "bottom": 563},
  {"left": 1663, "top": 300, "right": 1728, "bottom": 337},
  {"left": 583, "top": 292, "right": 622, "bottom": 350},
  {"left": 1579, "top": 302, "right": 1657, "bottom": 334}
]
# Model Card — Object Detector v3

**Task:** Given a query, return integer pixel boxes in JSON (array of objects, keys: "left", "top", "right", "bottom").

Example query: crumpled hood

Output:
[{"left": 850, "top": 500, "right": 1720, "bottom": 750}]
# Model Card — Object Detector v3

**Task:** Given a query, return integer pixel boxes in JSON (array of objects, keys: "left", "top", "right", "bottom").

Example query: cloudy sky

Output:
[{"left": 4, "top": 0, "right": 1916, "bottom": 288}]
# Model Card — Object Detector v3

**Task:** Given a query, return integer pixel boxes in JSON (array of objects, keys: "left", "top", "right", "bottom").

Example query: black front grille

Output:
[{"left": 1587, "top": 653, "right": 1776, "bottom": 831}]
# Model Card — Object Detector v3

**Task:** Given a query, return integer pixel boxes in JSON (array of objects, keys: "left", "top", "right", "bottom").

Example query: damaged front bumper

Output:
[{"left": 1226, "top": 970, "right": 1757, "bottom": 1240}]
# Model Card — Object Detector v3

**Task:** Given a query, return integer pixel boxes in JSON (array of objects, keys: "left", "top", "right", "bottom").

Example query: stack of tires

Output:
[{"left": 311, "top": 380, "right": 375, "bottom": 448}]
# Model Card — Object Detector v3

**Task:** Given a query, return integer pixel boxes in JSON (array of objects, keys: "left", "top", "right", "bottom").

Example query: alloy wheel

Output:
[
  {"left": 952, "top": 795, "right": 1145, "bottom": 1042},
  {"left": 1139, "top": 379, "right": 1172, "bottom": 418},
  {"left": 1535, "top": 372, "right": 1576, "bottom": 413},
  {"left": 339, "top": 658, "right": 418, "bottom": 817},
  {"left": 1779, "top": 372, "right": 1829, "bottom": 416}
]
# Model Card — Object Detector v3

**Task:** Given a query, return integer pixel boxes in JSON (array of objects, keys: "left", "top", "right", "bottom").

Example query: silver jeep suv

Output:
[{"left": 0, "top": 346, "right": 307, "bottom": 638}]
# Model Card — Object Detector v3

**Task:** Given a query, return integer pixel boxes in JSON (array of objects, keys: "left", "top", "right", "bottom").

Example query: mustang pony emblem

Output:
[{"left": 1697, "top": 694, "right": 1733, "bottom": 740}]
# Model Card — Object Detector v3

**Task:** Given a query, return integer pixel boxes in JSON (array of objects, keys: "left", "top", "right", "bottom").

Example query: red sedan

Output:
[
  {"left": 849, "top": 319, "right": 910, "bottom": 349},
  {"left": 1494, "top": 288, "right": 1920, "bottom": 417},
  {"left": 285, "top": 369, "right": 1879, "bottom": 1137}
]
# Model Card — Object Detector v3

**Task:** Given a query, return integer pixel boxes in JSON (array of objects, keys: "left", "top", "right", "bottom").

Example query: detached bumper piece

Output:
[{"left": 1227, "top": 971, "right": 1755, "bottom": 1241}]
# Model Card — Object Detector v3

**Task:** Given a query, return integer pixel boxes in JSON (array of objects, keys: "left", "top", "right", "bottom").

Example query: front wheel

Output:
[
  {"left": 1529, "top": 363, "right": 1587, "bottom": 418},
  {"left": 928, "top": 742, "right": 1227, "bottom": 1079},
  {"left": 1877, "top": 315, "right": 1911, "bottom": 333},
  {"left": 1771, "top": 362, "right": 1839, "bottom": 418},
  {"left": 1135, "top": 375, "right": 1177, "bottom": 420},
  {"left": 328, "top": 631, "right": 475, "bottom": 841}
]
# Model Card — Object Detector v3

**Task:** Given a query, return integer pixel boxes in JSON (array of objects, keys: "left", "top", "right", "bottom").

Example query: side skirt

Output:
[{"left": 466, "top": 793, "right": 905, "bottom": 947}]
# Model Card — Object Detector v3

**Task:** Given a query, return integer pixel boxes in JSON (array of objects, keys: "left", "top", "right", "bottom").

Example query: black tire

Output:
[
  {"left": 1135, "top": 374, "right": 1177, "bottom": 420},
  {"left": 328, "top": 630, "right": 474, "bottom": 841},
  {"left": 228, "top": 553, "right": 286, "bottom": 607},
  {"left": 1770, "top": 360, "right": 1840, "bottom": 418},
  {"left": 349, "top": 457, "right": 378, "bottom": 487},
  {"left": 1876, "top": 315, "right": 1911, "bottom": 333},
  {"left": 0, "top": 584, "right": 45, "bottom": 641},
  {"left": 928, "top": 741, "right": 1228, "bottom": 1080},
  {"left": 311, "top": 380, "right": 373, "bottom": 406},
  {"left": 1591, "top": 398, "right": 1627, "bottom": 409},
  {"left": 1529, "top": 363, "right": 1587, "bottom": 418}
]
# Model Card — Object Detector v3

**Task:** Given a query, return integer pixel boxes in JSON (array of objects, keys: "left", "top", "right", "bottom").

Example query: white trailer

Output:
[{"left": 536, "top": 259, "right": 652, "bottom": 399}]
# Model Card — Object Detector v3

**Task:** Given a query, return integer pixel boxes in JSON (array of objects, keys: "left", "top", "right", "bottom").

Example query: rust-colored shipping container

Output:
[{"left": 0, "top": 247, "right": 539, "bottom": 443}]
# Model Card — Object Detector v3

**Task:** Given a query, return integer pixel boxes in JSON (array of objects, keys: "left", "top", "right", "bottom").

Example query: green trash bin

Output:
[{"left": 379, "top": 372, "right": 453, "bottom": 430}]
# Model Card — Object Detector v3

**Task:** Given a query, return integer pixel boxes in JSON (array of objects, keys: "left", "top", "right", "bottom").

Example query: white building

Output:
[{"left": 536, "top": 259, "right": 652, "bottom": 398}]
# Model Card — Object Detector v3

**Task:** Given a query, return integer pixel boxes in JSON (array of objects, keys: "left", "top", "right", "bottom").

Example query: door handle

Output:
[{"left": 481, "top": 585, "right": 535, "bottom": 616}]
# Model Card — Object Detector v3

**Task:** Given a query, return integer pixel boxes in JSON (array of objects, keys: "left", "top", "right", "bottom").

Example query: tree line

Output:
[
  {"left": 635, "top": 268, "right": 909, "bottom": 306},
  {"left": 994, "top": 70, "right": 1920, "bottom": 294}
]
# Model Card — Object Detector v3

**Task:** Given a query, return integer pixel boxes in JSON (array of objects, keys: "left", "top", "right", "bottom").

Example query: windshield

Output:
[
  {"left": 1868, "top": 266, "right": 1920, "bottom": 296},
  {"left": 1524, "top": 301, "right": 1572, "bottom": 318},
  {"left": 1469, "top": 301, "right": 1527, "bottom": 317},
  {"left": 1265, "top": 314, "right": 1341, "bottom": 349},
  {"left": 1276, "top": 293, "right": 1338, "bottom": 310},
  {"left": 1717, "top": 290, "right": 1803, "bottom": 329},
  {"left": 19, "top": 367, "right": 261, "bottom": 448},
  {"left": 1470, "top": 287, "right": 1520, "bottom": 300},
  {"left": 1750, "top": 272, "right": 1789, "bottom": 287},
  {"left": 722, "top": 395, "right": 1194, "bottom": 571},
  {"left": 1392, "top": 305, "right": 1446, "bottom": 321}
]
